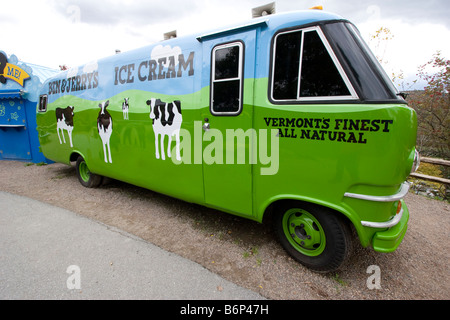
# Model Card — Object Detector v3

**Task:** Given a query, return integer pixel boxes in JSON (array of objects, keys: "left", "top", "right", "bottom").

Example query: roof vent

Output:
[
  {"left": 252, "top": 2, "right": 275, "bottom": 18},
  {"left": 164, "top": 30, "right": 177, "bottom": 40}
]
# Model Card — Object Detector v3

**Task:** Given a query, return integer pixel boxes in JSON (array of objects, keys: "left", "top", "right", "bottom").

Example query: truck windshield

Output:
[{"left": 322, "top": 22, "right": 404, "bottom": 103}]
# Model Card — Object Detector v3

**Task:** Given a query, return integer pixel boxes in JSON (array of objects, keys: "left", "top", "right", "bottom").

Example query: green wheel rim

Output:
[
  {"left": 78, "top": 160, "right": 91, "bottom": 183},
  {"left": 282, "top": 208, "right": 326, "bottom": 257}
]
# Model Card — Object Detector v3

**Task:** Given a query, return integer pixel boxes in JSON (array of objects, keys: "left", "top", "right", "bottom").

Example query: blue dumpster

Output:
[{"left": 0, "top": 51, "right": 58, "bottom": 163}]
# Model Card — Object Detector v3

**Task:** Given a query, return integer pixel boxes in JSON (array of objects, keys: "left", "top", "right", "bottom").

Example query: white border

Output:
[{"left": 210, "top": 42, "right": 244, "bottom": 116}]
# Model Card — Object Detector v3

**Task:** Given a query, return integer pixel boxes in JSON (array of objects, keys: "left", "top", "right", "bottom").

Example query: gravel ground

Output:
[{"left": 0, "top": 160, "right": 448, "bottom": 300}]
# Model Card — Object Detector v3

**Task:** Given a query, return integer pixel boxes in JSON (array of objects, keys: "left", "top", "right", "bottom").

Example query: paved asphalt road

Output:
[{"left": 0, "top": 191, "right": 265, "bottom": 300}]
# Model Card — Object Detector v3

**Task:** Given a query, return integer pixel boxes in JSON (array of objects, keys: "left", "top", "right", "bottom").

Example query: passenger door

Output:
[{"left": 201, "top": 30, "right": 256, "bottom": 216}]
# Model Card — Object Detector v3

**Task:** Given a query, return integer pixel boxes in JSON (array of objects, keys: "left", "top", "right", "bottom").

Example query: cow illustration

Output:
[
  {"left": 122, "top": 97, "right": 129, "bottom": 120},
  {"left": 146, "top": 98, "right": 182, "bottom": 161},
  {"left": 56, "top": 106, "right": 75, "bottom": 147},
  {"left": 97, "top": 100, "right": 113, "bottom": 163}
]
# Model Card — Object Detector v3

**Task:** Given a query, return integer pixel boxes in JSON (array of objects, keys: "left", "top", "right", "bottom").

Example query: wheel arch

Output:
[
  {"left": 73, "top": 152, "right": 103, "bottom": 188},
  {"left": 69, "top": 151, "right": 85, "bottom": 163},
  {"left": 259, "top": 195, "right": 368, "bottom": 247}
]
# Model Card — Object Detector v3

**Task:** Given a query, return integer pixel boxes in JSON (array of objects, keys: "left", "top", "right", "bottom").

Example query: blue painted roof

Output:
[
  {"left": 196, "top": 10, "right": 345, "bottom": 41},
  {"left": 41, "top": 10, "right": 348, "bottom": 102},
  {"left": 22, "top": 62, "right": 59, "bottom": 83}
]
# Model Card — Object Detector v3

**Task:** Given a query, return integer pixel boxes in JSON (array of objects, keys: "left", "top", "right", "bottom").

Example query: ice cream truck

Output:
[{"left": 36, "top": 9, "right": 419, "bottom": 272}]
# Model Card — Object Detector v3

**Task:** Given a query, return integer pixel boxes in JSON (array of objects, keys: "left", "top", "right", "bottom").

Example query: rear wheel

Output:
[
  {"left": 75, "top": 156, "right": 102, "bottom": 188},
  {"left": 274, "top": 202, "right": 353, "bottom": 273}
]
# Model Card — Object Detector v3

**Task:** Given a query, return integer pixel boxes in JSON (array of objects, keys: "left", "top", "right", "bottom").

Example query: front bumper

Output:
[
  {"left": 371, "top": 199, "right": 409, "bottom": 253},
  {"left": 343, "top": 182, "right": 410, "bottom": 252}
]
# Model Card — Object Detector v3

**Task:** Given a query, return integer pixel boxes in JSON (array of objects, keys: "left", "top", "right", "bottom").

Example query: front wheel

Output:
[
  {"left": 274, "top": 202, "right": 353, "bottom": 273},
  {"left": 75, "top": 156, "right": 103, "bottom": 188}
]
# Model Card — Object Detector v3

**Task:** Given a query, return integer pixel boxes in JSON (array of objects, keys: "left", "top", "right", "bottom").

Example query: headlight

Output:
[{"left": 411, "top": 149, "right": 420, "bottom": 173}]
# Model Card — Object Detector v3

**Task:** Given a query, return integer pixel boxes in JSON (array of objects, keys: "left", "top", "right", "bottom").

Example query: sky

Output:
[{"left": 1, "top": 0, "right": 450, "bottom": 90}]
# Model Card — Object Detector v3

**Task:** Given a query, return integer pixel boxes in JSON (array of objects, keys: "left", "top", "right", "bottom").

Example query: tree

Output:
[
  {"left": 369, "top": 27, "right": 417, "bottom": 91},
  {"left": 408, "top": 52, "right": 450, "bottom": 159},
  {"left": 370, "top": 27, "right": 394, "bottom": 66}
]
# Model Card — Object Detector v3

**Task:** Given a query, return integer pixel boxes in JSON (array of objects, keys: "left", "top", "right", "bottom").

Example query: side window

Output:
[
  {"left": 300, "top": 30, "right": 350, "bottom": 97},
  {"left": 211, "top": 42, "right": 244, "bottom": 115},
  {"left": 271, "top": 27, "right": 357, "bottom": 102},
  {"left": 38, "top": 94, "right": 47, "bottom": 112},
  {"left": 273, "top": 31, "right": 302, "bottom": 100}
]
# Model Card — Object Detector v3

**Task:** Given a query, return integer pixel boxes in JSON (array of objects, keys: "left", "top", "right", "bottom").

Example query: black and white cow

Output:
[
  {"left": 122, "top": 97, "right": 129, "bottom": 120},
  {"left": 97, "top": 100, "right": 113, "bottom": 163},
  {"left": 56, "top": 106, "right": 75, "bottom": 147},
  {"left": 146, "top": 98, "right": 182, "bottom": 161}
]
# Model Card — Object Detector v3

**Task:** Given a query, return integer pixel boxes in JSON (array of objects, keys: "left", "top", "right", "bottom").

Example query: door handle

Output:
[{"left": 202, "top": 122, "right": 210, "bottom": 132}]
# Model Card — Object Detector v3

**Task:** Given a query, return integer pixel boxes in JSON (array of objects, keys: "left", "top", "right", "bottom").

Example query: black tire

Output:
[
  {"left": 75, "top": 156, "right": 103, "bottom": 188},
  {"left": 274, "top": 201, "right": 353, "bottom": 273}
]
